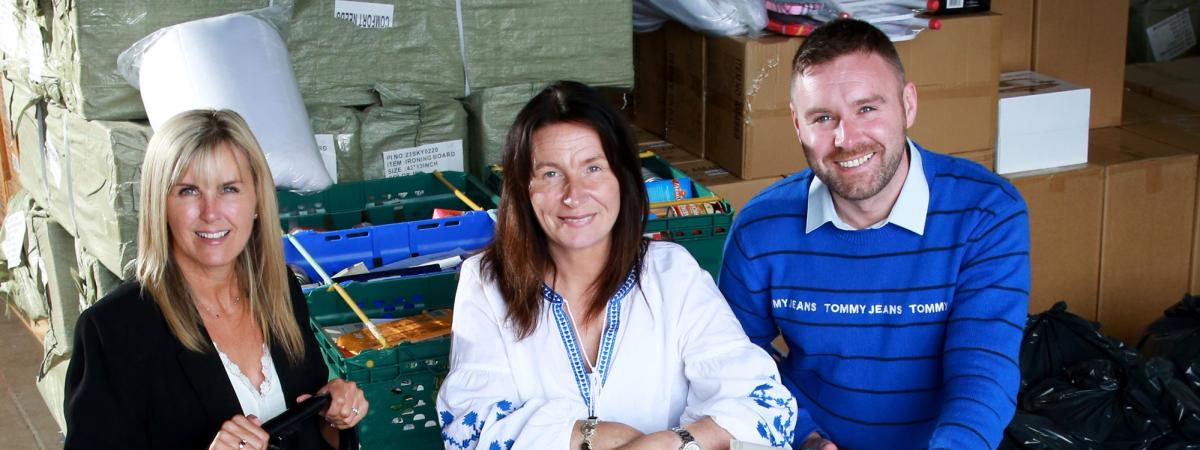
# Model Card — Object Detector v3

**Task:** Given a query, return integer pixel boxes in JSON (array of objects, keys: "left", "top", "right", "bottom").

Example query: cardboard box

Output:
[
  {"left": 950, "top": 148, "right": 996, "bottom": 172},
  {"left": 1124, "top": 58, "right": 1200, "bottom": 113},
  {"left": 1007, "top": 165, "right": 1104, "bottom": 320},
  {"left": 632, "top": 28, "right": 667, "bottom": 136},
  {"left": 663, "top": 22, "right": 706, "bottom": 158},
  {"left": 631, "top": 124, "right": 665, "bottom": 149},
  {"left": 674, "top": 159, "right": 783, "bottom": 211},
  {"left": 897, "top": 13, "right": 1002, "bottom": 154},
  {"left": 646, "top": 143, "right": 705, "bottom": 166},
  {"left": 1127, "top": 1, "right": 1200, "bottom": 63},
  {"left": 995, "top": 71, "right": 1090, "bottom": 174},
  {"left": 1090, "top": 127, "right": 1197, "bottom": 344},
  {"left": 1122, "top": 115, "right": 1200, "bottom": 295},
  {"left": 705, "top": 35, "right": 807, "bottom": 179},
  {"left": 1121, "top": 89, "right": 1198, "bottom": 126},
  {"left": 1032, "top": 0, "right": 1128, "bottom": 128},
  {"left": 698, "top": 14, "right": 999, "bottom": 179},
  {"left": 993, "top": 0, "right": 1034, "bottom": 72}
]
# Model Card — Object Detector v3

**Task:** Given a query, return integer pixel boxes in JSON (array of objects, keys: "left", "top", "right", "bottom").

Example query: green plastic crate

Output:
[
  {"left": 486, "top": 154, "right": 732, "bottom": 274},
  {"left": 278, "top": 171, "right": 499, "bottom": 232},
  {"left": 306, "top": 272, "right": 459, "bottom": 450}
]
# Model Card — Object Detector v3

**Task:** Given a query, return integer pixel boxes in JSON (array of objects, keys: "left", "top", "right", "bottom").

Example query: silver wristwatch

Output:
[{"left": 671, "top": 426, "right": 701, "bottom": 450}]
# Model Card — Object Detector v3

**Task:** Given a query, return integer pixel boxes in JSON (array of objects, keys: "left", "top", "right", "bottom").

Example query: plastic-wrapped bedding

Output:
[{"left": 119, "top": 7, "right": 332, "bottom": 192}]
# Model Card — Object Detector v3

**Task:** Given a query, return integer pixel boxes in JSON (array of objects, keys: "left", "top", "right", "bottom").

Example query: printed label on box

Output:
[
  {"left": 314, "top": 134, "right": 339, "bottom": 181},
  {"left": 3, "top": 213, "right": 26, "bottom": 269},
  {"left": 1148, "top": 8, "right": 1197, "bottom": 62},
  {"left": 23, "top": 19, "right": 44, "bottom": 79},
  {"left": 334, "top": 0, "right": 394, "bottom": 29},
  {"left": 382, "top": 140, "right": 464, "bottom": 178}
]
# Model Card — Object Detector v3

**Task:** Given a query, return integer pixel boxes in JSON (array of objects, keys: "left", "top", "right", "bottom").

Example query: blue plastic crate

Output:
[{"left": 284, "top": 211, "right": 494, "bottom": 281}]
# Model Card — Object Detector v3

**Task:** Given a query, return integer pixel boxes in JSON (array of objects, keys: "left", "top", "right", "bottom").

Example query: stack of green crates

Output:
[
  {"left": 639, "top": 154, "right": 733, "bottom": 274},
  {"left": 306, "top": 272, "right": 456, "bottom": 450},
  {"left": 277, "top": 171, "right": 499, "bottom": 231},
  {"left": 487, "top": 153, "right": 732, "bottom": 274}
]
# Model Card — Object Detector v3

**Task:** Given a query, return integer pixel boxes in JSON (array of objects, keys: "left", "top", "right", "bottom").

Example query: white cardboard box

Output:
[{"left": 995, "top": 71, "right": 1091, "bottom": 174}]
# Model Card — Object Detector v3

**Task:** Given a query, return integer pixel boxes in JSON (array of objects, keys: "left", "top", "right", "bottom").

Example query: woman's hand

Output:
[
  {"left": 298, "top": 379, "right": 369, "bottom": 429},
  {"left": 569, "top": 420, "right": 645, "bottom": 450},
  {"left": 208, "top": 415, "right": 268, "bottom": 450}
]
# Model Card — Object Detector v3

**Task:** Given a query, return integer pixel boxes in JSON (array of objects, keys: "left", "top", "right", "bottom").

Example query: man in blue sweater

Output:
[{"left": 719, "top": 19, "right": 1029, "bottom": 450}]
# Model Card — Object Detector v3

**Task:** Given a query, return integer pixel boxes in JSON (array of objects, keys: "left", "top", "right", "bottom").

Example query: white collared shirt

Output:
[{"left": 805, "top": 139, "right": 929, "bottom": 235}]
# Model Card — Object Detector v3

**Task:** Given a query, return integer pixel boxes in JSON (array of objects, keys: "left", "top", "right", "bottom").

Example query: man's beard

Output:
[{"left": 809, "top": 142, "right": 905, "bottom": 201}]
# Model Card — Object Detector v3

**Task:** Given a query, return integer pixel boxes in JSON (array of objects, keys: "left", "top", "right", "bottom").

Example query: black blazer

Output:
[{"left": 63, "top": 276, "right": 333, "bottom": 450}]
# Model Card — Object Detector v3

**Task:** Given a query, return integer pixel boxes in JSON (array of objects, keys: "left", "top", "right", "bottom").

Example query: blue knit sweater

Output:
[{"left": 719, "top": 147, "right": 1029, "bottom": 450}]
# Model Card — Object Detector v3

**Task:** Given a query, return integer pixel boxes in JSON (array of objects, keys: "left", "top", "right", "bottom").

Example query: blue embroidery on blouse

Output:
[
  {"left": 749, "top": 378, "right": 796, "bottom": 447},
  {"left": 440, "top": 400, "right": 518, "bottom": 449},
  {"left": 543, "top": 270, "right": 636, "bottom": 414}
]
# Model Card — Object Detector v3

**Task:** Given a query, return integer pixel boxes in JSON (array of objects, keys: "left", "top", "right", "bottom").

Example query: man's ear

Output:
[{"left": 902, "top": 81, "right": 918, "bottom": 129}]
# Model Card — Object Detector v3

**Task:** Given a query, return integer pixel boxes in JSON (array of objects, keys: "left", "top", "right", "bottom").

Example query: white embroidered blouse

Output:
[{"left": 437, "top": 242, "right": 797, "bottom": 449}]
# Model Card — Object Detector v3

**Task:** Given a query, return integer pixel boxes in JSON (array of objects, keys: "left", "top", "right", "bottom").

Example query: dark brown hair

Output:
[
  {"left": 482, "top": 81, "right": 649, "bottom": 340},
  {"left": 793, "top": 19, "right": 905, "bottom": 83}
]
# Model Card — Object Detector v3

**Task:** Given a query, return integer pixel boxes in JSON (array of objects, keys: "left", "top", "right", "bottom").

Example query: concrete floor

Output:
[{"left": 0, "top": 306, "right": 66, "bottom": 449}]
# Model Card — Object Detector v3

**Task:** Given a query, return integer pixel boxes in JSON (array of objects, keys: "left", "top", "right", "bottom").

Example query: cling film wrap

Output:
[
  {"left": 30, "top": 211, "right": 81, "bottom": 355},
  {"left": 3, "top": 75, "right": 51, "bottom": 206},
  {"left": 48, "top": 0, "right": 268, "bottom": 120},
  {"left": 73, "top": 239, "right": 121, "bottom": 311},
  {"left": 0, "top": 191, "right": 51, "bottom": 322},
  {"left": 45, "top": 103, "right": 149, "bottom": 278},
  {"left": 359, "top": 98, "right": 469, "bottom": 180},
  {"left": 1, "top": 0, "right": 56, "bottom": 95},
  {"left": 462, "top": 82, "right": 544, "bottom": 178},
  {"left": 308, "top": 105, "right": 363, "bottom": 183},
  {"left": 459, "top": 0, "right": 633, "bottom": 91},
  {"left": 632, "top": 0, "right": 766, "bottom": 36},
  {"left": 35, "top": 331, "right": 69, "bottom": 433},
  {"left": 287, "top": 0, "right": 465, "bottom": 106}
]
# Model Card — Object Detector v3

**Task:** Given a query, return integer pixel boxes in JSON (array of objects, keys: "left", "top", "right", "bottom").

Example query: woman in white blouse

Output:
[{"left": 437, "top": 82, "right": 797, "bottom": 450}]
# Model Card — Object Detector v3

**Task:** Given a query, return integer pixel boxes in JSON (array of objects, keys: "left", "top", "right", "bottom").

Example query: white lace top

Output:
[{"left": 215, "top": 343, "right": 288, "bottom": 422}]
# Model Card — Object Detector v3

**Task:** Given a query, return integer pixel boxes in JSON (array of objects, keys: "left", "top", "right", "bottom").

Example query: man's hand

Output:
[{"left": 800, "top": 432, "right": 837, "bottom": 450}]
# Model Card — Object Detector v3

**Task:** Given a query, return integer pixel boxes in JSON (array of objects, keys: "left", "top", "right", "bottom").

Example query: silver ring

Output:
[
  {"left": 351, "top": 406, "right": 360, "bottom": 417},
  {"left": 238, "top": 440, "right": 246, "bottom": 449}
]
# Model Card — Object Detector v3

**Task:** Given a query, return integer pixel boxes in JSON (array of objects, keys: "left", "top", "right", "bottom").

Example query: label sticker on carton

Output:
[
  {"left": 1148, "top": 8, "right": 1197, "bottom": 62},
  {"left": 3, "top": 213, "right": 26, "bottom": 269},
  {"left": 334, "top": 0, "right": 395, "bottom": 29},
  {"left": 382, "top": 140, "right": 464, "bottom": 178}
]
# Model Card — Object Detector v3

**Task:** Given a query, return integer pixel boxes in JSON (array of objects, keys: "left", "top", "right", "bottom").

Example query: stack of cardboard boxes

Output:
[{"left": 630, "top": 2, "right": 1200, "bottom": 346}]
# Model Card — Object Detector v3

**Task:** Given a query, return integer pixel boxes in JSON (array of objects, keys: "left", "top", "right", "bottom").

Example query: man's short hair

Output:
[{"left": 792, "top": 19, "right": 905, "bottom": 82}]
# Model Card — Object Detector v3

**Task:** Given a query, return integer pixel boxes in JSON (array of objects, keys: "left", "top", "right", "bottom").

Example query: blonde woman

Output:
[{"left": 64, "top": 109, "right": 366, "bottom": 450}]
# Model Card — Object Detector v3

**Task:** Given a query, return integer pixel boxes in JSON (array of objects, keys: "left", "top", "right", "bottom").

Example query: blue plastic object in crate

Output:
[{"left": 284, "top": 211, "right": 494, "bottom": 281}]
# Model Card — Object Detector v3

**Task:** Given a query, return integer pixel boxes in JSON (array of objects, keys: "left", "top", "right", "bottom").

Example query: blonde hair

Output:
[{"left": 136, "top": 109, "right": 305, "bottom": 365}]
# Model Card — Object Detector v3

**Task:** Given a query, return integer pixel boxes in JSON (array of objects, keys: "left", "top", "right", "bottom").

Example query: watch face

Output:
[{"left": 682, "top": 442, "right": 702, "bottom": 450}]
